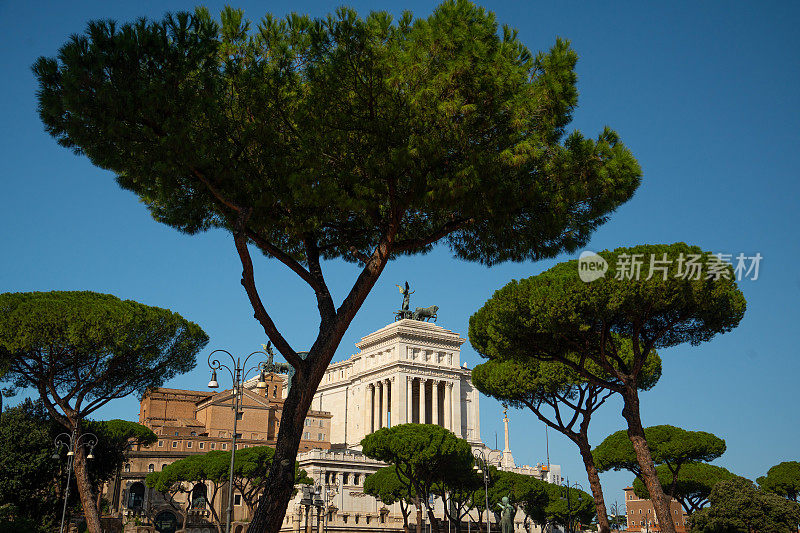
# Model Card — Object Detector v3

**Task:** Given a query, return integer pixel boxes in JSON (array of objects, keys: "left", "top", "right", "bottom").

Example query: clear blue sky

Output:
[{"left": 2, "top": 0, "right": 799, "bottom": 512}]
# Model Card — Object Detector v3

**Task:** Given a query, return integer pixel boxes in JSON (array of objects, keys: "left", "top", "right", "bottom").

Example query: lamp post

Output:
[
  {"left": 207, "top": 348, "right": 270, "bottom": 533},
  {"left": 53, "top": 430, "right": 98, "bottom": 533},
  {"left": 314, "top": 468, "right": 334, "bottom": 533},
  {"left": 472, "top": 448, "right": 503, "bottom": 533},
  {"left": 559, "top": 479, "right": 583, "bottom": 533}
]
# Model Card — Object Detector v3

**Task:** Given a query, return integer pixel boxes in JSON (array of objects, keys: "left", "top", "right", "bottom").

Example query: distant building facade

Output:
[
  {"left": 311, "top": 319, "right": 480, "bottom": 447},
  {"left": 624, "top": 487, "right": 689, "bottom": 532},
  {"left": 104, "top": 374, "right": 332, "bottom": 528},
  {"left": 106, "top": 318, "right": 560, "bottom": 533}
]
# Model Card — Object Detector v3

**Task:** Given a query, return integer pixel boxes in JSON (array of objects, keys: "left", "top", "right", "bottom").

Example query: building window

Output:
[
  {"left": 352, "top": 474, "right": 359, "bottom": 485},
  {"left": 355, "top": 516, "right": 359, "bottom": 524},
  {"left": 273, "top": 385, "right": 277, "bottom": 398},
  {"left": 187, "top": 441, "right": 193, "bottom": 448},
  {"left": 174, "top": 431, "right": 179, "bottom": 436},
  {"left": 342, "top": 473, "right": 349, "bottom": 485},
  {"left": 366, "top": 516, "right": 370, "bottom": 524},
  {"left": 236, "top": 412, "right": 243, "bottom": 421},
  {"left": 305, "top": 419, "right": 311, "bottom": 426},
  {"left": 148, "top": 464, "right": 154, "bottom": 472},
  {"left": 304, "top": 432, "right": 310, "bottom": 439},
  {"left": 210, "top": 442, "right": 216, "bottom": 450},
  {"left": 319, "top": 420, "right": 324, "bottom": 427},
  {"left": 199, "top": 442, "right": 205, "bottom": 450},
  {"left": 343, "top": 516, "right": 347, "bottom": 524},
  {"left": 172, "top": 441, "right": 178, "bottom": 448},
  {"left": 158, "top": 440, "right": 163, "bottom": 447},
  {"left": 190, "top": 431, "right": 196, "bottom": 436},
  {"left": 234, "top": 494, "right": 242, "bottom": 506},
  {"left": 222, "top": 443, "right": 227, "bottom": 450},
  {"left": 319, "top": 433, "right": 324, "bottom": 441},
  {"left": 124, "top": 464, "right": 131, "bottom": 473}
]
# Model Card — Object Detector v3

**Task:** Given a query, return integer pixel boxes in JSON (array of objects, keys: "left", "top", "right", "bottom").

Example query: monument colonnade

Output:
[{"left": 362, "top": 375, "right": 455, "bottom": 433}]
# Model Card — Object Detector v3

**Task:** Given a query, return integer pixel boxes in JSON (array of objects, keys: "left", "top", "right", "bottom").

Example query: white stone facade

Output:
[
  {"left": 311, "top": 319, "right": 482, "bottom": 447},
  {"left": 276, "top": 319, "right": 562, "bottom": 533}
]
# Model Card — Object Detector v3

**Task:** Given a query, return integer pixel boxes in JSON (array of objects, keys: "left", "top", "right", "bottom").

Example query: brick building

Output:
[
  {"left": 104, "top": 372, "right": 332, "bottom": 529},
  {"left": 624, "top": 487, "right": 689, "bottom": 532}
]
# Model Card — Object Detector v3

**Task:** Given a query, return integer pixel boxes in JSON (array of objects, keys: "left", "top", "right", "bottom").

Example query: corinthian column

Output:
[
  {"left": 419, "top": 378, "right": 427, "bottom": 424},
  {"left": 364, "top": 384, "right": 372, "bottom": 435},
  {"left": 382, "top": 379, "right": 390, "bottom": 428},
  {"left": 407, "top": 376, "right": 413, "bottom": 424},
  {"left": 432, "top": 380, "right": 439, "bottom": 426},
  {"left": 373, "top": 382, "right": 380, "bottom": 432},
  {"left": 444, "top": 382, "right": 453, "bottom": 430}
]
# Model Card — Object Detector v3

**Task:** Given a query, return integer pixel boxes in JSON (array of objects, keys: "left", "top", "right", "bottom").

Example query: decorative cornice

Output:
[{"left": 355, "top": 319, "right": 466, "bottom": 351}]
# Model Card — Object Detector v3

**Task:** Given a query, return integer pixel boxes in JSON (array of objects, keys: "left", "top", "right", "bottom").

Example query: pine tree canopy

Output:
[
  {"left": 593, "top": 425, "right": 727, "bottom": 476},
  {"left": 34, "top": 1, "right": 641, "bottom": 269},
  {"left": 0, "top": 291, "right": 208, "bottom": 420}
]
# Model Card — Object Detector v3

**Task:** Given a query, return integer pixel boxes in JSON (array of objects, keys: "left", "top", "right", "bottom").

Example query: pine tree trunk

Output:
[
  {"left": 72, "top": 426, "right": 102, "bottom": 533},
  {"left": 429, "top": 514, "right": 441, "bottom": 533},
  {"left": 620, "top": 388, "right": 676, "bottom": 533},
  {"left": 241, "top": 235, "right": 391, "bottom": 533},
  {"left": 417, "top": 502, "right": 424, "bottom": 533},
  {"left": 400, "top": 500, "right": 410, "bottom": 533},
  {"left": 575, "top": 437, "right": 611, "bottom": 533},
  {"left": 247, "top": 369, "right": 313, "bottom": 533}
]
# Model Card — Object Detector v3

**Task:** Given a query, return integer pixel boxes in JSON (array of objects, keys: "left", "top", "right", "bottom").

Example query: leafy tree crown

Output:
[
  {"left": 34, "top": 1, "right": 642, "bottom": 267},
  {"left": 0, "top": 291, "right": 208, "bottom": 417},
  {"left": 593, "top": 425, "right": 726, "bottom": 474}
]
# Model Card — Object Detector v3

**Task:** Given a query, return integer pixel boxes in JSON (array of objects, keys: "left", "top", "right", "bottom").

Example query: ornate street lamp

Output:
[
  {"left": 559, "top": 479, "right": 583, "bottom": 533},
  {"left": 53, "top": 430, "right": 98, "bottom": 533},
  {"left": 472, "top": 448, "right": 503, "bottom": 533},
  {"left": 207, "top": 348, "right": 270, "bottom": 533}
]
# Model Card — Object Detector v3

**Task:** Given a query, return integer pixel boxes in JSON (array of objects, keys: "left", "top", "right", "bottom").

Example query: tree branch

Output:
[
  {"left": 191, "top": 167, "right": 243, "bottom": 214},
  {"left": 245, "top": 228, "right": 318, "bottom": 289},
  {"left": 303, "top": 233, "right": 336, "bottom": 323},
  {"left": 233, "top": 222, "right": 302, "bottom": 370},
  {"left": 393, "top": 217, "right": 475, "bottom": 253}
]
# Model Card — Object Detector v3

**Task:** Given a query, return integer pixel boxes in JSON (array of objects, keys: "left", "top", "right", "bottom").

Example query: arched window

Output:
[
  {"left": 128, "top": 482, "right": 145, "bottom": 509},
  {"left": 124, "top": 463, "right": 131, "bottom": 473},
  {"left": 190, "top": 483, "right": 207, "bottom": 509},
  {"left": 148, "top": 464, "right": 154, "bottom": 473}
]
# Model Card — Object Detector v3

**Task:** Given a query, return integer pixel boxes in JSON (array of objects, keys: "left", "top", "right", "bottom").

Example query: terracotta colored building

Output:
[
  {"left": 104, "top": 373, "right": 332, "bottom": 529},
  {"left": 624, "top": 487, "right": 689, "bottom": 532}
]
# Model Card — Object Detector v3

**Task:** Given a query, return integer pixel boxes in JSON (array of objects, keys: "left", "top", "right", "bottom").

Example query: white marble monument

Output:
[{"left": 311, "top": 318, "right": 482, "bottom": 448}]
